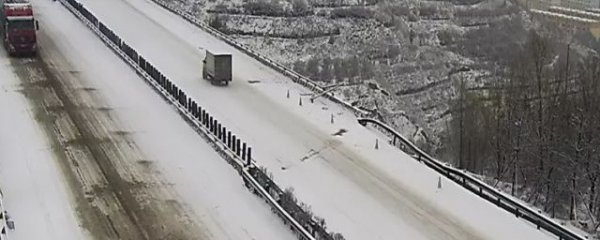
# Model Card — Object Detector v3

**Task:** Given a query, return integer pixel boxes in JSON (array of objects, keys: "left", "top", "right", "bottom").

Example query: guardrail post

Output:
[
  {"left": 227, "top": 131, "right": 232, "bottom": 148},
  {"left": 247, "top": 147, "right": 252, "bottom": 166},
  {"left": 232, "top": 135, "right": 237, "bottom": 152},
  {"left": 217, "top": 123, "right": 221, "bottom": 137},
  {"left": 222, "top": 127, "right": 227, "bottom": 143},
  {"left": 236, "top": 139, "right": 241, "bottom": 156},
  {"left": 212, "top": 120, "right": 218, "bottom": 135},
  {"left": 242, "top": 143, "right": 247, "bottom": 160}
]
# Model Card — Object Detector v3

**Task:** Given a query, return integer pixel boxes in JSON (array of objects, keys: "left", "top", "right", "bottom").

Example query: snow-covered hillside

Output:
[{"left": 161, "top": 0, "right": 531, "bottom": 155}]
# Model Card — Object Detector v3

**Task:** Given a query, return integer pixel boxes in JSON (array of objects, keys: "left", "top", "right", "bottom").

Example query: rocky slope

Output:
[{"left": 166, "top": 0, "right": 530, "bottom": 156}]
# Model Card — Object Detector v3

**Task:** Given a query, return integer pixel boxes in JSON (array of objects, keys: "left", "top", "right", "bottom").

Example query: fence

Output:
[
  {"left": 148, "top": 2, "right": 587, "bottom": 239},
  {"left": 150, "top": 0, "right": 369, "bottom": 117},
  {"left": 54, "top": 0, "right": 345, "bottom": 239},
  {"left": 57, "top": 0, "right": 586, "bottom": 239},
  {"left": 357, "top": 117, "right": 586, "bottom": 240}
]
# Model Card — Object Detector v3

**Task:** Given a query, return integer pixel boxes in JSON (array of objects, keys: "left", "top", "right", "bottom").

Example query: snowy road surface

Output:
[
  {"left": 0, "top": 0, "right": 298, "bottom": 239},
  {"left": 0, "top": 47, "right": 89, "bottom": 239},
  {"left": 71, "top": 0, "right": 559, "bottom": 239}
]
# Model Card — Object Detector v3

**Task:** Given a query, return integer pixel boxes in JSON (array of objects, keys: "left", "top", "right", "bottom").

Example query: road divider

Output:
[{"left": 56, "top": 0, "right": 343, "bottom": 239}]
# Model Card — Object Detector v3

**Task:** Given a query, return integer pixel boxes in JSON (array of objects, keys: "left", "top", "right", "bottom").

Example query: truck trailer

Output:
[
  {"left": 1, "top": 0, "right": 37, "bottom": 56},
  {"left": 202, "top": 51, "right": 232, "bottom": 86}
]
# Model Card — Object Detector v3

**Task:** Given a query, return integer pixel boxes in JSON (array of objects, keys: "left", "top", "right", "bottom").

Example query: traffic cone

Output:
[
  {"left": 299, "top": 97, "right": 303, "bottom": 106},
  {"left": 437, "top": 176, "right": 442, "bottom": 189},
  {"left": 375, "top": 139, "right": 379, "bottom": 150},
  {"left": 330, "top": 114, "right": 334, "bottom": 124},
  {"left": 286, "top": 89, "right": 290, "bottom": 99}
]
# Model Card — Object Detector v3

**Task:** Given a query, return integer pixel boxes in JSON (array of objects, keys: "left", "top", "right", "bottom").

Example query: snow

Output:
[
  {"left": 27, "top": 0, "right": 297, "bottom": 239},
  {"left": 0, "top": 55, "right": 89, "bottom": 238},
  {"left": 70, "top": 0, "right": 562, "bottom": 239}
]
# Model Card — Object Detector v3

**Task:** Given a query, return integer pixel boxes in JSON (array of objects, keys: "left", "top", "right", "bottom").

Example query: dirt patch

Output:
[{"left": 11, "top": 47, "right": 208, "bottom": 239}]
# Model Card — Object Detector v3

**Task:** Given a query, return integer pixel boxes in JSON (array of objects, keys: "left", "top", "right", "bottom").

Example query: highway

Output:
[
  {"left": 70, "top": 0, "right": 559, "bottom": 239},
  {"left": 0, "top": 0, "right": 298, "bottom": 238}
]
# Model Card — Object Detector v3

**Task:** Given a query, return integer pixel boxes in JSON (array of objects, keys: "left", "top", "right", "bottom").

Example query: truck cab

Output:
[{"left": 1, "top": 0, "right": 37, "bottom": 56}]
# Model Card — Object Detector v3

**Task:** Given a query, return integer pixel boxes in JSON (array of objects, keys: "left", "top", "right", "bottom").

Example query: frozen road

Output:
[
  {"left": 70, "top": 0, "right": 560, "bottom": 239},
  {"left": 0, "top": 0, "right": 297, "bottom": 239}
]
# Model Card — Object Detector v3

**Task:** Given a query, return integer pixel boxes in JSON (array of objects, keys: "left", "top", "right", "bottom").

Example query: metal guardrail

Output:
[
  {"left": 357, "top": 117, "right": 586, "bottom": 240},
  {"left": 56, "top": 1, "right": 317, "bottom": 239},
  {"left": 58, "top": 0, "right": 585, "bottom": 239},
  {"left": 150, "top": 0, "right": 368, "bottom": 117},
  {"left": 144, "top": 2, "right": 588, "bottom": 239}
]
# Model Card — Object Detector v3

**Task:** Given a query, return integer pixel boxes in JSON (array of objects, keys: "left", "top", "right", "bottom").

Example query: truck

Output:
[
  {"left": 1, "top": 0, "right": 38, "bottom": 56},
  {"left": 202, "top": 50, "right": 232, "bottom": 86}
]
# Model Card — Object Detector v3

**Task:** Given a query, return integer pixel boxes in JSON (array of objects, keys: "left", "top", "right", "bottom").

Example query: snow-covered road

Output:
[
  {"left": 70, "top": 0, "right": 559, "bottom": 239},
  {"left": 0, "top": 48, "right": 89, "bottom": 239},
  {"left": 1, "top": 0, "right": 299, "bottom": 239}
]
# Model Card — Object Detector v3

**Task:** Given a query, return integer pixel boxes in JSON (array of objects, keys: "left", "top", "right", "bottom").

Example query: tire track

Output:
[{"left": 11, "top": 34, "right": 208, "bottom": 239}]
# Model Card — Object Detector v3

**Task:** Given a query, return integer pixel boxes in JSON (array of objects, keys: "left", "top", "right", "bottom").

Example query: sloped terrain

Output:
[{"left": 161, "top": 0, "right": 531, "bottom": 153}]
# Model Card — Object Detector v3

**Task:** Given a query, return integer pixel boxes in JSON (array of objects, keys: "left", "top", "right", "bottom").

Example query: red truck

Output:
[{"left": 1, "top": 0, "right": 38, "bottom": 56}]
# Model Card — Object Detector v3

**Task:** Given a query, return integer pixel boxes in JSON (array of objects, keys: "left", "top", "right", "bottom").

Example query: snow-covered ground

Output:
[
  {"left": 0, "top": 52, "right": 89, "bottom": 238},
  {"left": 71, "top": 0, "right": 562, "bottom": 239},
  {"left": 6, "top": 0, "right": 299, "bottom": 239}
]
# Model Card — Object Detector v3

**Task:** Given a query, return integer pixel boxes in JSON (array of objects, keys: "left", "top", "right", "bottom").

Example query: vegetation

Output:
[{"left": 448, "top": 30, "right": 600, "bottom": 232}]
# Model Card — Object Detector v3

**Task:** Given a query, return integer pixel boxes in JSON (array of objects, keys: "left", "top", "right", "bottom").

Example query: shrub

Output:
[
  {"left": 208, "top": 14, "right": 227, "bottom": 30},
  {"left": 419, "top": 5, "right": 438, "bottom": 18},
  {"left": 330, "top": 7, "right": 374, "bottom": 19},
  {"left": 243, "top": 0, "right": 284, "bottom": 16},
  {"left": 291, "top": 0, "right": 312, "bottom": 15},
  {"left": 437, "top": 29, "right": 461, "bottom": 46}
]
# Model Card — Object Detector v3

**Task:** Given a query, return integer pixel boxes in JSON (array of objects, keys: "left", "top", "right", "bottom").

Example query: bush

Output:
[
  {"left": 419, "top": 5, "right": 438, "bottom": 18},
  {"left": 330, "top": 7, "right": 374, "bottom": 19},
  {"left": 407, "top": 12, "right": 419, "bottom": 22},
  {"left": 291, "top": 0, "right": 312, "bottom": 15},
  {"left": 208, "top": 14, "right": 227, "bottom": 30},
  {"left": 243, "top": 0, "right": 284, "bottom": 16},
  {"left": 437, "top": 29, "right": 461, "bottom": 46},
  {"left": 390, "top": 5, "right": 410, "bottom": 16},
  {"left": 208, "top": 3, "right": 242, "bottom": 14}
]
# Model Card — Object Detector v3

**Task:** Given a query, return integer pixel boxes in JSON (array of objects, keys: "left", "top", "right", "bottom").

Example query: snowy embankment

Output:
[{"left": 66, "top": 0, "right": 565, "bottom": 239}]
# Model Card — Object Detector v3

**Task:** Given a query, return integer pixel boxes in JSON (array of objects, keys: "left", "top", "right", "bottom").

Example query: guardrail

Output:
[
  {"left": 357, "top": 117, "right": 586, "bottom": 240},
  {"left": 55, "top": 1, "right": 332, "bottom": 239},
  {"left": 58, "top": 0, "right": 584, "bottom": 239},
  {"left": 150, "top": 0, "right": 368, "bottom": 117},
  {"left": 144, "top": 2, "right": 588, "bottom": 239}
]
